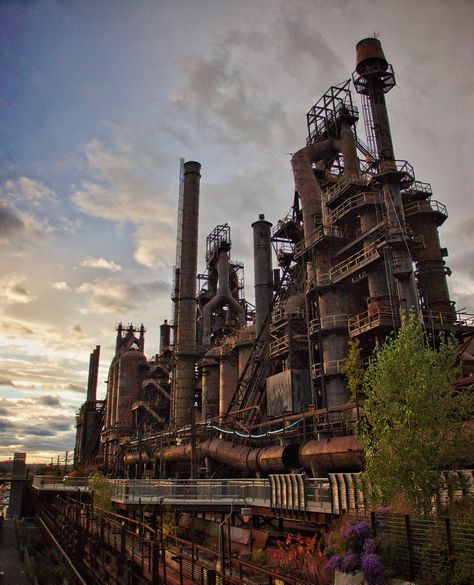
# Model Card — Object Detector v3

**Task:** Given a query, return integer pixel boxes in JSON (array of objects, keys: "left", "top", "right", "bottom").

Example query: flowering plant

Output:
[
  {"left": 325, "top": 519, "right": 385, "bottom": 585},
  {"left": 270, "top": 533, "right": 331, "bottom": 584}
]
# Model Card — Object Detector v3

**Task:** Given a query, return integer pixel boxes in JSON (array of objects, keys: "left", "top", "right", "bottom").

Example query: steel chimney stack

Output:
[{"left": 173, "top": 161, "right": 201, "bottom": 427}]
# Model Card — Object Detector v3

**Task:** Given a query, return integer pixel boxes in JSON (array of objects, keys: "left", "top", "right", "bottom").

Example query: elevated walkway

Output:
[{"left": 33, "top": 475, "right": 334, "bottom": 514}]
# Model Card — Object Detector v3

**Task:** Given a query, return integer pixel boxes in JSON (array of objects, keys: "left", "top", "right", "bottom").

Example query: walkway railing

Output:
[
  {"left": 32, "top": 476, "right": 89, "bottom": 491},
  {"left": 111, "top": 478, "right": 271, "bottom": 506},
  {"left": 33, "top": 475, "right": 334, "bottom": 514}
]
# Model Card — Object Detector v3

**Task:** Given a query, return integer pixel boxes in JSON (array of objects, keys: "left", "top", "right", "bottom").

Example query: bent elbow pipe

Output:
[{"left": 291, "top": 139, "right": 340, "bottom": 240}]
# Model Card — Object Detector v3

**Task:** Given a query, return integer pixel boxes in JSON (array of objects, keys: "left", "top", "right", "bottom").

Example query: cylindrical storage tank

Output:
[
  {"left": 299, "top": 435, "right": 364, "bottom": 477},
  {"left": 201, "top": 348, "right": 221, "bottom": 422},
  {"left": 174, "top": 161, "right": 201, "bottom": 427},
  {"left": 116, "top": 350, "right": 147, "bottom": 429},
  {"left": 257, "top": 443, "right": 300, "bottom": 473},
  {"left": 355, "top": 37, "right": 388, "bottom": 73},
  {"left": 219, "top": 348, "right": 238, "bottom": 417},
  {"left": 159, "top": 319, "right": 171, "bottom": 354},
  {"left": 252, "top": 214, "right": 273, "bottom": 340}
]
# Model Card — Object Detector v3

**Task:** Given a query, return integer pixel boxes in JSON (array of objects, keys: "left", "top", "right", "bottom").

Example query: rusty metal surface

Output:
[
  {"left": 299, "top": 435, "right": 364, "bottom": 474},
  {"left": 355, "top": 37, "right": 387, "bottom": 71},
  {"left": 266, "top": 369, "right": 311, "bottom": 416}
]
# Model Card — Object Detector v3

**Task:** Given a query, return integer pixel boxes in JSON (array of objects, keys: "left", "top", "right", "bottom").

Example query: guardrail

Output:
[
  {"left": 348, "top": 308, "right": 396, "bottom": 337},
  {"left": 111, "top": 478, "right": 271, "bottom": 506},
  {"left": 32, "top": 476, "right": 89, "bottom": 491},
  {"left": 33, "top": 475, "right": 335, "bottom": 514}
]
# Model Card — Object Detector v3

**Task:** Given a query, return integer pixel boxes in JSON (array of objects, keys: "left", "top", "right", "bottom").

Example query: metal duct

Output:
[
  {"left": 252, "top": 214, "right": 273, "bottom": 339},
  {"left": 155, "top": 438, "right": 298, "bottom": 473},
  {"left": 299, "top": 435, "right": 364, "bottom": 476},
  {"left": 290, "top": 139, "right": 339, "bottom": 241},
  {"left": 202, "top": 247, "right": 246, "bottom": 345},
  {"left": 291, "top": 139, "right": 351, "bottom": 407},
  {"left": 174, "top": 161, "right": 201, "bottom": 427}
]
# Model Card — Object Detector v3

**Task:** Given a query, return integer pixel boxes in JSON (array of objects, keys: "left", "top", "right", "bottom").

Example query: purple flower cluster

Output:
[
  {"left": 363, "top": 538, "right": 377, "bottom": 555},
  {"left": 325, "top": 552, "right": 358, "bottom": 574},
  {"left": 361, "top": 553, "right": 385, "bottom": 585},
  {"left": 340, "top": 552, "right": 359, "bottom": 573},
  {"left": 342, "top": 520, "right": 371, "bottom": 541},
  {"left": 325, "top": 520, "right": 386, "bottom": 583},
  {"left": 325, "top": 554, "right": 342, "bottom": 573}
]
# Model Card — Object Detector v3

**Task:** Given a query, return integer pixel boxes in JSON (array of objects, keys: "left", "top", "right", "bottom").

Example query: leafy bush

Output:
[
  {"left": 89, "top": 471, "right": 113, "bottom": 512},
  {"left": 359, "top": 314, "right": 473, "bottom": 514}
]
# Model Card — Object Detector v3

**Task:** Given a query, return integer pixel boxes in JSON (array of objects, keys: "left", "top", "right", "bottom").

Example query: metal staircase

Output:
[{"left": 225, "top": 261, "right": 304, "bottom": 427}]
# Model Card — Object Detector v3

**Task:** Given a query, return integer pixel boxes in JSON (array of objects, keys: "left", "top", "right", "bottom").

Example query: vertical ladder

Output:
[{"left": 361, "top": 94, "right": 378, "bottom": 159}]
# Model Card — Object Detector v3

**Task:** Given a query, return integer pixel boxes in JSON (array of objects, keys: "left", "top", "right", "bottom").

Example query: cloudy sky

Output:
[{"left": 1, "top": 0, "right": 473, "bottom": 462}]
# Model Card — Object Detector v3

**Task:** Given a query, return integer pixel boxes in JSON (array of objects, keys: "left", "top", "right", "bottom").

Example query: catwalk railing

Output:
[
  {"left": 33, "top": 475, "right": 334, "bottom": 514},
  {"left": 36, "top": 496, "right": 307, "bottom": 585},
  {"left": 33, "top": 470, "right": 474, "bottom": 518}
]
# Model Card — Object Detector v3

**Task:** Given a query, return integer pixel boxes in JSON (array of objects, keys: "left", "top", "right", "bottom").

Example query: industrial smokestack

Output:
[
  {"left": 86, "top": 345, "right": 100, "bottom": 402},
  {"left": 353, "top": 38, "right": 419, "bottom": 317},
  {"left": 173, "top": 161, "right": 201, "bottom": 428},
  {"left": 252, "top": 214, "right": 273, "bottom": 339},
  {"left": 159, "top": 319, "right": 171, "bottom": 354}
]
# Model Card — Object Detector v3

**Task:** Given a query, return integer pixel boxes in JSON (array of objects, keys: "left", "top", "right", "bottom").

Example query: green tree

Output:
[
  {"left": 89, "top": 471, "right": 113, "bottom": 512},
  {"left": 342, "top": 339, "right": 365, "bottom": 402},
  {"left": 359, "top": 314, "right": 473, "bottom": 514}
]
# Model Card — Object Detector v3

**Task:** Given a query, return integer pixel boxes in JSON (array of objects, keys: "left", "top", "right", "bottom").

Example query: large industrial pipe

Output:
[
  {"left": 252, "top": 214, "right": 273, "bottom": 339},
  {"left": 292, "top": 139, "right": 352, "bottom": 407},
  {"left": 201, "top": 247, "right": 246, "bottom": 345},
  {"left": 290, "top": 139, "right": 339, "bottom": 241},
  {"left": 174, "top": 161, "right": 201, "bottom": 427},
  {"left": 299, "top": 435, "right": 364, "bottom": 476},
  {"left": 155, "top": 438, "right": 299, "bottom": 473}
]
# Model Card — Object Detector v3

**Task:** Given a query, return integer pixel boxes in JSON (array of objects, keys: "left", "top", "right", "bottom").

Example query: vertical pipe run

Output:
[
  {"left": 174, "top": 161, "right": 201, "bottom": 428},
  {"left": 252, "top": 214, "right": 273, "bottom": 339}
]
